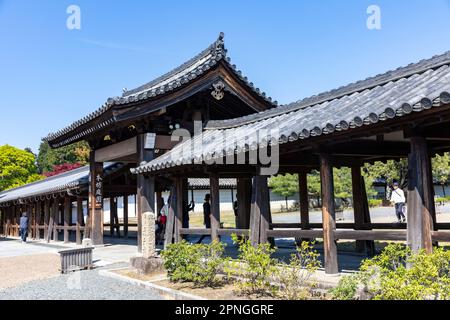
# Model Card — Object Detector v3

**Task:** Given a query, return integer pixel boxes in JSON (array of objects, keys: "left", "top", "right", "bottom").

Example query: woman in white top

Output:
[{"left": 390, "top": 182, "right": 406, "bottom": 223}]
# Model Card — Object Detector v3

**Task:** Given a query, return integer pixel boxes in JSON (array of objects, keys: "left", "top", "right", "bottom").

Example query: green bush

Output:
[
  {"left": 329, "top": 275, "right": 359, "bottom": 300},
  {"left": 276, "top": 241, "right": 321, "bottom": 300},
  {"left": 228, "top": 234, "right": 279, "bottom": 297},
  {"left": 368, "top": 199, "right": 382, "bottom": 208},
  {"left": 330, "top": 244, "right": 450, "bottom": 300},
  {"left": 161, "top": 240, "right": 226, "bottom": 287}
]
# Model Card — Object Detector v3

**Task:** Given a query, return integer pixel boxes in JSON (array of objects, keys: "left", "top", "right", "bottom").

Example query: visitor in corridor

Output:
[
  {"left": 197, "top": 194, "right": 211, "bottom": 244},
  {"left": 19, "top": 212, "right": 29, "bottom": 243},
  {"left": 390, "top": 182, "right": 406, "bottom": 223},
  {"left": 182, "top": 200, "right": 195, "bottom": 229}
]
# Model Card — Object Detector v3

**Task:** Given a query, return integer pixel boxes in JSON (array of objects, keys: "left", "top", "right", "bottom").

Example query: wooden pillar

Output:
[
  {"left": 320, "top": 154, "right": 338, "bottom": 274},
  {"left": 236, "top": 177, "right": 252, "bottom": 229},
  {"left": 210, "top": 174, "right": 220, "bottom": 242},
  {"left": 89, "top": 151, "right": 104, "bottom": 246},
  {"left": 173, "top": 177, "right": 183, "bottom": 243},
  {"left": 299, "top": 171, "right": 310, "bottom": 229},
  {"left": 249, "top": 175, "right": 271, "bottom": 245},
  {"left": 76, "top": 197, "right": 83, "bottom": 245},
  {"left": 109, "top": 197, "right": 115, "bottom": 238},
  {"left": 84, "top": 195, "right": 91, "bottom": 240},
  {"left": 164, "top": 185, "right": 177, "bottom": 248},
  {"left": 63, "top": 197, "right": 71, "bottom": 243},
  {"left": 407, "top": 136, "right": 433, "bottom": 254},
  {"left": 352, "top": 167, "right": 375, "bottom": 255},
  {"left": 123, "top": 196, "right": 129, "bottom": 238},
  {"left": 50, "top": 199, "right": 58, "bottom": 242},
  {"left": 35, "top": 201, "right": 41, "bottom": 240},
  {"left": 137, "top": 133, "right": 156, "bottom": 252},
  {"left": 181, "top": 178, "right": 189, "bottom": 229},
  {"left": 43, "top": 200, "right": 50, "bottom": 241}
]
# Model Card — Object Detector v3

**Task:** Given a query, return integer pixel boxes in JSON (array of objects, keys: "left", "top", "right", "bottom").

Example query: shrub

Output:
[
  {"left": 276, "top": 241, "right": 321, "bottom": 300},
  {"left": 330, "top": 244, "right": 450, "bottom": 300},
  {"left": 330, "top": 275, "right": 359, "bottom": 300},
  {"left": 228, "top": 234, "right": 279, "bottom": 296},
  {"left": 161, "top": 240, "right": 226, "bottom": 287},
  {"left": 368, "top": 199, "right": 382, "bottom": 208}
]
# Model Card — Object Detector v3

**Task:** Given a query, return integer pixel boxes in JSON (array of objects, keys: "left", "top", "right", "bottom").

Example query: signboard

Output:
[{"left": 144, "top": 133, "right": 156, "bottom": 150}]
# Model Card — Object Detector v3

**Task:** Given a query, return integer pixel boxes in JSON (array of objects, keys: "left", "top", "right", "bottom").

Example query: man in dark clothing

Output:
[
  {"left": 19, "top": 212, "right": 29, "bottom": 243},
  {"left": 197, "top": 194, "right": 211, "bottom": 244},
  {"left": 182, "top": 200, "right": 195, "bottom": 229}
]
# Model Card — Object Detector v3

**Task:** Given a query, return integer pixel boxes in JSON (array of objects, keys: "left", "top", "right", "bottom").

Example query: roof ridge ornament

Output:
[{"left": 211, "top": 81, "right": 225, "bottom": 101}]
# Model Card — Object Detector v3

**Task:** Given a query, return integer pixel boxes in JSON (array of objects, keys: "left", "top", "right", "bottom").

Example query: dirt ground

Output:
[{"left": 0, "top": 253, "right": 60, "bottom": 290}]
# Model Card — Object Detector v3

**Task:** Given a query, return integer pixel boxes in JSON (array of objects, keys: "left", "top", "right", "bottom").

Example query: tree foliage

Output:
[
  {"left": 0, "top": 145, "right": 44, "bottom": 191},
  {"left": 432, "top": 153, "right": 450, "bottom": 196},
  {"left": 37, "top": 141, "right": 90, "bottom": 174}
]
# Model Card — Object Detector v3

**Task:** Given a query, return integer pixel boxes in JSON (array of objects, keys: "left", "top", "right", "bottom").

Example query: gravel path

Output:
[{"left": 0, "top": 264, "right": 165, "bottom": 300}]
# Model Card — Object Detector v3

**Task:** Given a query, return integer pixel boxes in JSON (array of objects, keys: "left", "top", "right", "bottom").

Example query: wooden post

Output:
[
  {"left": 351, "top": 167, "right": 375, "bottom": 256},
  {"left": 84, "top": 196, "right": 91, "bottom": 240},
  {"left": 137, "top": 133, "right": 156, "bottom": 252},
  {"left": 407, "top": 136, "right": 434, "bottom": 254},
  {"left": 174, "top": 177, "right": 183, "bottom": 243},
  {"left": 164, "top": 185, "right": 177, "bottom": 248},
  {"left": 35, "top": 201, "right": 41, "bottom": 240},
  {"left": 259, "top": 176, "right": 271, "bottom": 244},
  {"left": 236, "top": 177, "right": 252, "bottom": 230},
  {"left": 89, "top": 151, "right": 104, "bottom": 246},
  {"left": 210, "top": 174, "right": 220, "bottom": 242},
  {"left": 109, "top": 197, "right": 115, "bottom": 238},
  {"left": 64, "top": 197, "right": 71, "bottom": 243},
  {"left": 50, "top": 199, "right": 58, "bottom": 242},
  {"left": 76, "top": 197, "right": 83, "bottom": 245},
  {"left": 123, "top": 196, "right": 129, "bottom": 238},
  {"left": 320, "top": 154, "right": 339, "bottom": 274},
  {"left": 299, "top": 171, "right": 310, "bottom": 229},
  {"left": 249, "top": 176, "right": 261, "bottom": 246},
  {"left": 44, "top": 201, "right": 50, "bottom": 242}
]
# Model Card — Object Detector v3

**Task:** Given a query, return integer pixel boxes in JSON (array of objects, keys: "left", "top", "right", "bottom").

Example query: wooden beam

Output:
[
  {"left": 320, "top": 154, "right": 338, "bottom": 274},
  {"left": 210, "top": 173, "right": 220, "bottom": 242},
  {"left": 407, "top": 136, "right": 433, "bottom": 254}
]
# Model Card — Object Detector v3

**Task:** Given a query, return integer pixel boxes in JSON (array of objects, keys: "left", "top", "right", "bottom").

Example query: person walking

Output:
[
  {"left": 19, "top": 212, "right": 29, "bottom": 243},
  {"left": 197, "top": 194, "right": 211, "bottom": 244},
  {"left": 390, "top": 182, "right": 406, "bottom": 223}
]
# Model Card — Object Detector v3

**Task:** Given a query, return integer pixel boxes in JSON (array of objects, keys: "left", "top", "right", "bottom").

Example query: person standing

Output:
[
  {"left": 197, "top": 194, "right": 211, "bottom": 244},
  {"left": 390, "top": 182, "right": 406, "bottom": 223},
  {"left": 233, "top": 195, "right": 239, "bottom": 228},
  {"left": 19, "top": 212, "right": 29, "bottom": 243}
]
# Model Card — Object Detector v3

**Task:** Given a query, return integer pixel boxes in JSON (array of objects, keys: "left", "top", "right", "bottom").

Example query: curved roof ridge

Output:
[{"left": 123, "top": 33, "right": 226, "bottom": 96}]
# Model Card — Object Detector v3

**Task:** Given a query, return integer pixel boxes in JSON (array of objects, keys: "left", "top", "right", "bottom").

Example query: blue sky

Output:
[{"left": 1, "top": 0, "right": 450, "bottom": 153}]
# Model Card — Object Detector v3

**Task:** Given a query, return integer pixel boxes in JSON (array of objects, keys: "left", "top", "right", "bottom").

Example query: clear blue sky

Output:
[{"left": 1, "top": 0, "right": 450, "bottom": 153}]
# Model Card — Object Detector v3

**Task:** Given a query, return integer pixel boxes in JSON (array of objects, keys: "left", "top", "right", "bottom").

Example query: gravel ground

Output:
[
  {"left": 0, "top": 264, "right": 165, "bottom": 300},
  {"left": 0, "top": 253, "right": 60, "bottom": 290}
]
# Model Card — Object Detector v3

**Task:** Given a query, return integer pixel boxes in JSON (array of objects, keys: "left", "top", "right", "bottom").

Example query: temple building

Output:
[{"left": 1, "top": 33, "right": 450, "bottom": 274}]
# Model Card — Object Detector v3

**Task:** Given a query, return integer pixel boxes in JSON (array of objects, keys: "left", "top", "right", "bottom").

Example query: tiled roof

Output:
[
  {"left": 188, "top": 178, "right": 236, "bottom": 189},
  {"left": 132, "top": 51, "right": 450, "bottom": 174},
  {"left": 0, "top": 163, "right": 124, "bottom": 205},
  {"left": 44, "top": 33, "right": 276, "bottom": 147}
]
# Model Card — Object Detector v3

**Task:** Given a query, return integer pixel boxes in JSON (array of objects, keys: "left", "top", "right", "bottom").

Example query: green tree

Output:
[
  {"left": 269, "top": 174, "right": 299, "bottom": 209},
  {"left": 0, "top": 145, "right": 44, "bottom": 191},
  {"left": 432, "top": 153, "right": 450, "bottom": 196},
  {"left": 37, "top": 141, "right": 90, "bottom": 174}
]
